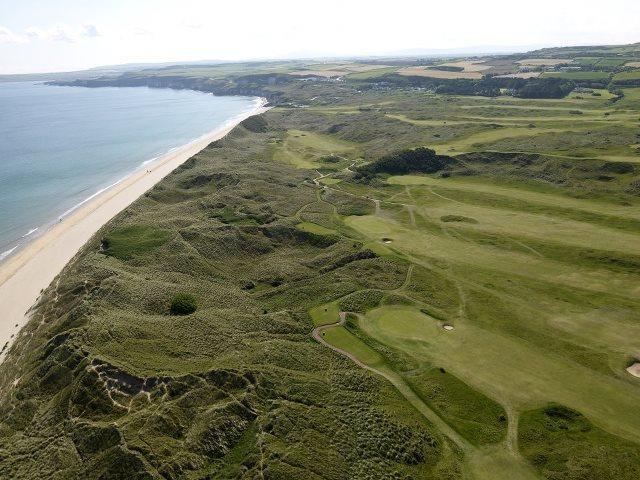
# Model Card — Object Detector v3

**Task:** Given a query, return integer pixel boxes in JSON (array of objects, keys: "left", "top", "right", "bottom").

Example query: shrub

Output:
[
  {"left": 240, "top": 115, "right": 268, "bottom": 133},
  {"left": 170, "top": 293, "right": 198, "bottom": 315},
  {"left": 355, "top": 147, "right": 456, "bottom": 180}
]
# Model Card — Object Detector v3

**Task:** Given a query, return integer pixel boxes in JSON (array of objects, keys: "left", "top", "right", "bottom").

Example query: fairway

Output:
[{"left": 271, "top": 129, "right": 358, "bottom": 168}]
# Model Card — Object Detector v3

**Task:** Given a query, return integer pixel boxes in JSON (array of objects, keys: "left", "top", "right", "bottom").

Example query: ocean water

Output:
[{"left": 0, "top": 82, "right": 260, "bottom": 260}]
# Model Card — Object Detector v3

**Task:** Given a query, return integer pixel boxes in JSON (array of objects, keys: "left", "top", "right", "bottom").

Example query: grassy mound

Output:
[
  {"left": 406, "top": 368, "right": 507, "bottom": 445},
  {"left": 102, "top": 225, "right": 170, "bottom": 260},
  {"left": 519, "top": 404, "right": 640, "bottom": 479}
]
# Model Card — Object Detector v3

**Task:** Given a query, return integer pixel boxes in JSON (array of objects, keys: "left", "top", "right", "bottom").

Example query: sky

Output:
[{"left": 1, "top": 0, "right": 639, "bottom": 74}]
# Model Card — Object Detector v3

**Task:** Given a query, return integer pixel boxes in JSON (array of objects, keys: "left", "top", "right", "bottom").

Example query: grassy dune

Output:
[{"left": 1, "top": 54, "right": 640, "bottom": 479}]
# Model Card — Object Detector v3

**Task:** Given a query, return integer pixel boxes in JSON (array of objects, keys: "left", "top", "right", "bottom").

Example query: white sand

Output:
[
  {"left": 626, "top": 363, "right": 640, "bottom": 378},
  {"left": 0, "top": 100, "right": 268, "bottom": 362}
]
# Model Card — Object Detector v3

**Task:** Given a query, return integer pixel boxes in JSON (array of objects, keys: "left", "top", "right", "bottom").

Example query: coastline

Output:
[{"left": 0, "top": 98, "right": 269, "bottom": 361}]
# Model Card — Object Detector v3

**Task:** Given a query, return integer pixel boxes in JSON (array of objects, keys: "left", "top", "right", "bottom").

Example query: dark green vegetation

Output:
[
  {"left": 170, "top": 293, "right": 198, "bottom": 315},
  {"left": 0, "top": 116, "right": 464, "bottom": 480},
  {"left": 355, "top": 147, "right": 456, "bottom": 181},
  {"left": 405, "top": 368, "right": 507, "bottom": 446},
  {"left": 519, "top": 405, "right": 640, "bottom": 479},
  {"left": 2, "top": 43, "right": 640, "bottom": 479},
  {"left": 102, "top": 225, "right": 171, "bottom": 260}
]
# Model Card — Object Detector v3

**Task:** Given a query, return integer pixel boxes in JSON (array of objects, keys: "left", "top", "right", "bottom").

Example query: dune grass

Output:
[{"left": 3, "top": 54, "right": 640, "bottom": 479}]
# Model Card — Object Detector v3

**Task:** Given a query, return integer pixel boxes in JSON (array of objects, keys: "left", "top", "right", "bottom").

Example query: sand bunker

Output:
[
  {"left": 626, "top": 363, "right": 640, "bottom": 378},
  {"left": 443, "top": 324, "right": 454, "bottom": 331},
  {"left": 382, "top": 238, "right": 393, "bottom": 244}
]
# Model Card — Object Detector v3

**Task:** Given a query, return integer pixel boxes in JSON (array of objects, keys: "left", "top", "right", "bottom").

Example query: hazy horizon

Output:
[{"left": 1, "top": 0, "right": 639, "bottom": 74}]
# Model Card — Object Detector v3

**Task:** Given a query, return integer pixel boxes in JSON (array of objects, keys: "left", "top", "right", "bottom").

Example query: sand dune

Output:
[{"left": 0, "top": 100, "right": 268, "bottom": 361}]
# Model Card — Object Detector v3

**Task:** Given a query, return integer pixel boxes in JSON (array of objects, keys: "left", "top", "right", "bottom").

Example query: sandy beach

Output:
[{"left": 0, "top": 99, "right": 268, "bottom": 361}]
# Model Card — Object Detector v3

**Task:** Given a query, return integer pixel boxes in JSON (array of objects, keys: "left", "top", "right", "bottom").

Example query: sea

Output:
[{"left": 0, "top": 81, "right": 260, "bottom": 261}]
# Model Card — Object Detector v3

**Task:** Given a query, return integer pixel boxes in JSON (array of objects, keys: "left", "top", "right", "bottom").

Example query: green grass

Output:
[
  {"left": 614, "top": 70, "right": 640, "bottom": 81},
  {"left": 346, "top": 67, "right": 399, "bottom": 80},
  {"left": 102, "top": 225, "right": 171, "bottom": 260},
  {"left": 574, "top": 57, "right": 628, "bottom": 67},
  {"left": 321, "top": 326, "right": 386, "bottom": 367},
  {"left": 308, "top": 301, "right": 340, "bottom": 326},
  {"left": 319, "top": 177, "right": 341, "bottom": 185},
  {"left": 405, "top": 367, "right": 508, "bottom": 446},
  {"left": 542, "top": 71, "right": 611, "bottom": 81},
  {"left": 296, "top": 221, "right": 337, "bottom": 235},
  {"left": 3, "top": 52, "right": 640, "bottom": 480},
  {"left": 519, "top": 405, "right": 640, "bottom": 479},
  {"left": 271, "top": 129, "right": 358, "bottom": 169}
]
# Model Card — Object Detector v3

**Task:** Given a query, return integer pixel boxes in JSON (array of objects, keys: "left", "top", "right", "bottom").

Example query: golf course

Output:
[{"left": 2, "top": 42, "right": 640, "bottom": 479}]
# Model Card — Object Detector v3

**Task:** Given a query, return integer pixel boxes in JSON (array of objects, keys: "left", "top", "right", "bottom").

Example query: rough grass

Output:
[
  {"left": 3, "top": 51, "right": 640, "bottom": 479},
  {"left": 102, "top": 225, "right": 171, "bottom": 260},
  {"left": 519, "top": 405, "right": 640, "bottom": 479},
  {"left": 406, "top": 367, "right": 508, "bottom": 446}
]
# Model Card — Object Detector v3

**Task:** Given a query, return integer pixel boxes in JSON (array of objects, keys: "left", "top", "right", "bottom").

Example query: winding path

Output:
[
  {"left": 312, "top": 311, "right": 540, "bottom": 479},
  {"left": 312, "top": 312, "right": 470, "bottom": 452}
]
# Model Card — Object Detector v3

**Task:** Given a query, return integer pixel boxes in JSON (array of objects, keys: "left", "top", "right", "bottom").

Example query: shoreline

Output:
[{"left": 0, "top": 97, "right": 269, "bottom": 361}]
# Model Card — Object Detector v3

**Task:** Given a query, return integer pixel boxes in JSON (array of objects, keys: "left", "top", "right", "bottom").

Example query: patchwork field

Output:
[
  {"left": 517, "top": 58, "right": 570, "bottom": 66},
  {"left": 289, "top": 63, "right": 394, "bottom": 78},
  {"left": 542, "top": 71, "right": 611, "bottom": 81},
  {"left": 437, "top": 60, "right": 491, "bottom": 72},
  {"left": 496, "top": 71, "right": 541, "bottom": 79},
  {"left": 397, "top": 66, "right": 483, "bottom": 79}
]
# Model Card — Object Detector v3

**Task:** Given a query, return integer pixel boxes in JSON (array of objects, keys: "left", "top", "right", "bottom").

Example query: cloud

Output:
[
  {"left": 0, "top": 26, "right": 27, "bottom": 44},
  {"left": 133, "top": 27, "right": 152, "bottom": 36},
  {"left": 81, "top": 24, "right": 100, "bottom": 38},
  {"left": 24, "top": 24, "right": 100, "bottom": 43}
]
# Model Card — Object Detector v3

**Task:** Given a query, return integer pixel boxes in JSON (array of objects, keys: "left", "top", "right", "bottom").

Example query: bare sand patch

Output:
[
  {"left": 397, "top": 67, "right": 482, "bottom": 79},
  {"left": 438, "top": 60, "right": 491, "bottom": 72},
  {"left": 443, "top": 324, "right": 454, "bottom": 331},
  {"left": 517, "top": 58, "right": 571, "bottom": 66},
  {"left": 626, "top": 363, "right": 640, "bottom": 378}
]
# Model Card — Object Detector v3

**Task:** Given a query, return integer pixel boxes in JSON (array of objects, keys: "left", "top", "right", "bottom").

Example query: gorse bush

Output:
[
  {"left": 355, "top": 147, "right": 456, "bottom": 182},
  {"left": 170, "top": 293, "right": 198, "bottom": 315}
]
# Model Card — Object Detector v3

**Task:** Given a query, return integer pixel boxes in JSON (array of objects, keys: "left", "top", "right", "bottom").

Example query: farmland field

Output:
[
  {"left": 516, "top": 58, "right": 570, "bottom": 66},
  {"left": 397, "top": 66, "right": 483, "bottom": 79},
  {"left": 542, "top": 70, "right": 611, "bottom": 81},
  {"left": 614, "top": 70, "right": 640, "bottom": 81},
  {"left": 437, "top": 60, "right": 491, "bottom": 72}
]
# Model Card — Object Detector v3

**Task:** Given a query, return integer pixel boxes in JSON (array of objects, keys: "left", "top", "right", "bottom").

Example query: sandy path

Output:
[{"left": 0, "top": 101, "right": 269, "bottom": 361}]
